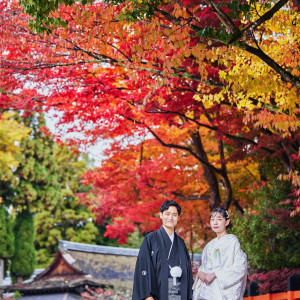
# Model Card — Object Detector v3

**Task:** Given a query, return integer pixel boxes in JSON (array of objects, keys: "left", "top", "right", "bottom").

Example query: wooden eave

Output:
[{"left": 34, "top": 249, "right": 84, "bottom": 280}]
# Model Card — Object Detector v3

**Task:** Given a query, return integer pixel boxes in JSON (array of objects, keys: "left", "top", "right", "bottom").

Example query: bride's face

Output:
[{"left": 210, "top": 212, "right": 229, "bottom": 235}]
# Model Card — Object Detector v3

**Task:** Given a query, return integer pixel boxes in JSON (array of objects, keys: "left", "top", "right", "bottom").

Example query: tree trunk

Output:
[
  {"left": 217, "top": 139, "right": 233, "bottom": 210},
  {"left": 0, "top": 258, "right": 4, "bottom": 286},
  {"left": 190, "top": 132, "right": 222, "bottom": 208},
  {"left": 17, "top": 276, "right": 23, "bottom": 286}
]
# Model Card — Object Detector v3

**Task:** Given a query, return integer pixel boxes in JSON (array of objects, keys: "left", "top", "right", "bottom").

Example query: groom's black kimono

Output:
[{"left": 132, "top": 226, "right": 193, "bottom": 300}]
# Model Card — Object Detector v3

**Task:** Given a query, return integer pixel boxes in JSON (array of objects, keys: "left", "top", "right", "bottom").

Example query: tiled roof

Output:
[
  {"left": 58, "top": 240, "right": 202, "bottom": 261},
  {"left": 65, "top": 249, "right": 136, "bottom": 285},
  {"left": 59, "top": 240, "right": 139, "bottom": 256}
]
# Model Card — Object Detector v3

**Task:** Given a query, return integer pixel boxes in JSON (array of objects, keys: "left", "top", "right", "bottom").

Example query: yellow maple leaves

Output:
[{"left": 194, "top": 3, "right": 300, "bottom": 137}]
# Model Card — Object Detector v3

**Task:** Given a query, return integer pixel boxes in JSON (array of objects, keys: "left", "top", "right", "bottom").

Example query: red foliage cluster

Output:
[
  {"left": 279, "top": 152, "right": 300, "bottom": 216},
  {"left": 265, "top": 209, "right": 300, "bottom": 230},
  {"left": 77, "top": 138, "right": 212, "bottom": 243},
  {"left": 81, "top": 287, "right": 115, "bottom": 300},
  {"left": 249, "top": 268, "right": 300, "bottom": 294}
]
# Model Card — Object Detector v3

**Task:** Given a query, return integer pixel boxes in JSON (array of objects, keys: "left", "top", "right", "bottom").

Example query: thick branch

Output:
[
  {"left": 218, "top": 139, "right": 233, "bottom": 209},
  {"left": 229, "top": 0, "right": 289, "bottom": 44},
  {"left": 145, "top": 107, "right": 275, "bottom": 154},
  {"left": 147, "top": 126, "right": 222, "bottom": 174},
  {"left": 233, "top": 198, "right": 244, "bottom": 215},
  {"left": 156, "top": 5, "right": 300, "bottom": 90},
  {"left": 190, "top": 132, "right": 222, "bottom": 207},
  {"left": 171, "top": 192, "right": 210, "bottom": 201},
  {"left": 236, "top": 42, "right": 300, "bottom": 89},
  {"left": 205, "top": 0, "right": 240, "bottom": 35}
]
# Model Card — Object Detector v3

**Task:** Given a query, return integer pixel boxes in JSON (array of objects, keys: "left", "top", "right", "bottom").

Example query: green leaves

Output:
[
  {"left": 21, "top": 0, "right": 73, "bottom": 34},
  {"left": 20, "top": 0, "right": 164, "bottom": 33},
  {"left": 232, "top": 179, "right": 300, "bottom": 271},
  {"left": 0, "top": 205, "right": 15, "bottom": 259},
  {"left": 195, "top": 26, "right": 234, "bottom": 44},
  {"left": 11, "top": 210, "right": 36, "bottom": 282},
  {"left": 115, "top": 0, "right": 163, "bottom": 22}
]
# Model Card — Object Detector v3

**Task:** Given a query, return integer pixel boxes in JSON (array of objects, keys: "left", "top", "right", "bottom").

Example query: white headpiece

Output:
[{"left": 225, "top": 210, "right": 230, "bottom": 219}]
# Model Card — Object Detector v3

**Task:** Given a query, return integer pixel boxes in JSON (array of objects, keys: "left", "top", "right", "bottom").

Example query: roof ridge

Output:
[
  {"left": 58, "top": 240, "right": 202, "bottom": 261},
  {"left": 59, "top": 240, "right": 140, "bottom": 256}
]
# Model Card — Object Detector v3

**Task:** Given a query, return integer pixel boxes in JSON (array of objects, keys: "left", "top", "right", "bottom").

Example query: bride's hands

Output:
[
  {"left": 197, "top": 270, "right": 216, "bottom": 285},
  {"left": 197, "top": 271, "right": 207, "bottom": 282},
  {"left": 203, "top": 273, "right": 216, "bottom": 285}
]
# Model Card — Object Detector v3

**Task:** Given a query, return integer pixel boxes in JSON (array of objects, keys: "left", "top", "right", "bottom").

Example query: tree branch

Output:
[
  {"left": 145, "top": 107, "right": 276, "bottom": 154},
  {"left": 156, "top": 4, "right": 300, "bottom": 90},
  {"left": 171, "top": 192, "right": 210, "bottom": 201},
  {"left": 235, "top": 42, "right": 300, "bottom": 89},
  {"left": 204, "top": 0, "right": 240, "bottom": 35},
  {"left": 229, "top": 0, "right": 289, "bottom": 44},
  {"left": 233, "top": 198, "right": 244, "bottom": 215},
  {"left": 146, "top": 126, "right": 222, "bottom": 174}
]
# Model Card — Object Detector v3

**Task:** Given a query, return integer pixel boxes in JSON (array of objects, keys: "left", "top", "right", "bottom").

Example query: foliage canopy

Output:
[{"left": 0, "top": 0, "right": 299, "bottom": 244}]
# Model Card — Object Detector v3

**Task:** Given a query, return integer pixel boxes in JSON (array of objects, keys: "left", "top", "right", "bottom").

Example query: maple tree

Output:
[
  {"left": 80, "top": 138, "right": 214, "bottom": 243},
  {"left": 0, "top": 0, "right": 299, "bottom": 243}
]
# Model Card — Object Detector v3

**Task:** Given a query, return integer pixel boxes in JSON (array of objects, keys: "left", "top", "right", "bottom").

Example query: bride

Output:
[{"left": 193, "top": 207, "right": 248, "bottom": 300}]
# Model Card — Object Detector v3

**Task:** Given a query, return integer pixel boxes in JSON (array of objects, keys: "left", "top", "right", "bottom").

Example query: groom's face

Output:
[{"left": 160, "top": 206, "right": 180, "bottom": 230}]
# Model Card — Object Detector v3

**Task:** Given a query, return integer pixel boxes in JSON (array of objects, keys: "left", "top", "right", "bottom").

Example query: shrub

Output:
[
  {"left": 249, "top": 268, "right": 300, "bottom": 293},
  {"left": 232, "top": 179, "right": 300, "bottom": 271}
]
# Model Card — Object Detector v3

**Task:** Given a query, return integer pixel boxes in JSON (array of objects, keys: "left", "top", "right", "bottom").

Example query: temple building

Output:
[{"left": 0, "top": 240, "right": 201, "bottom": 299}]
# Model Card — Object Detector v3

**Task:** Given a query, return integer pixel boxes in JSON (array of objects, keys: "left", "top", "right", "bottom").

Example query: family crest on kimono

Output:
[
  {"left": 132, "top": 200, "right": 194, "bottom": 300},
  {"left": 193, "top": 207, "right": 248, "bottom": 300}
]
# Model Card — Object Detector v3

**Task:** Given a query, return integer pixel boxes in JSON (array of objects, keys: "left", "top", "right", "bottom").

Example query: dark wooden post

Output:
[
  {"left": 248, "top": 281, "right": 259, "bottom": 296},
  {"left": 287, "top": 274, "right": 300, "bottom": 291}
]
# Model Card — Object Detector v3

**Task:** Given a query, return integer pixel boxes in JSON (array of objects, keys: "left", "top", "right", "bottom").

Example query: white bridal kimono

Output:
[{"left": 193, "top": 234, "right": 248, "bottom": 300}]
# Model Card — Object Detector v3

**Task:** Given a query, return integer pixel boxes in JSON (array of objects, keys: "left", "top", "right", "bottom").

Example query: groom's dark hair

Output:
[{"left": 160, "top": 200, "right": 181, "bottom": 215}]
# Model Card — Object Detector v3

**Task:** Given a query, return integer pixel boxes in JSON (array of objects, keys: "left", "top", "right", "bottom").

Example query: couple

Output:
[{"left": 132, "top": 200, "right": 248, "bottom": 300}]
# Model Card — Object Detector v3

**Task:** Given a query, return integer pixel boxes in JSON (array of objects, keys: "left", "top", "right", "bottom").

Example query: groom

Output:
[{"left": 132, "top": 200, "right": 193, "bottom": 300}]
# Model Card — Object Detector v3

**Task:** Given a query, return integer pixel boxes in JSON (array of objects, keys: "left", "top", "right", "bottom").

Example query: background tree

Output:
[
  {"left": 10, "top": 209, "right": 36, "bottom": 284},
  {"left": 0, "top": 111, "right": 99, "bottom": 266},
  {"left": 0, "top": 112, "right": 30, "bottom": 283},
  {"left": 5, "top": 112, "right": 62, "bottom": 212},
  {"left": 0, "top": 111, "right": 31, "bottom": 196},
  {"left": 231, "top": 171, "right": 300, "bottom": 292},
  {"left": 232, "top": 178, "right": 300, "bottom": 271},
  {"left": 35, "top": 143, "right": 99, "bottom": 266},
  {"left": 0, "top": 204, "right": 14, "bottom": 284},
  {"left": 5, "top": 112, "right": 54, "bottom": 281}
]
